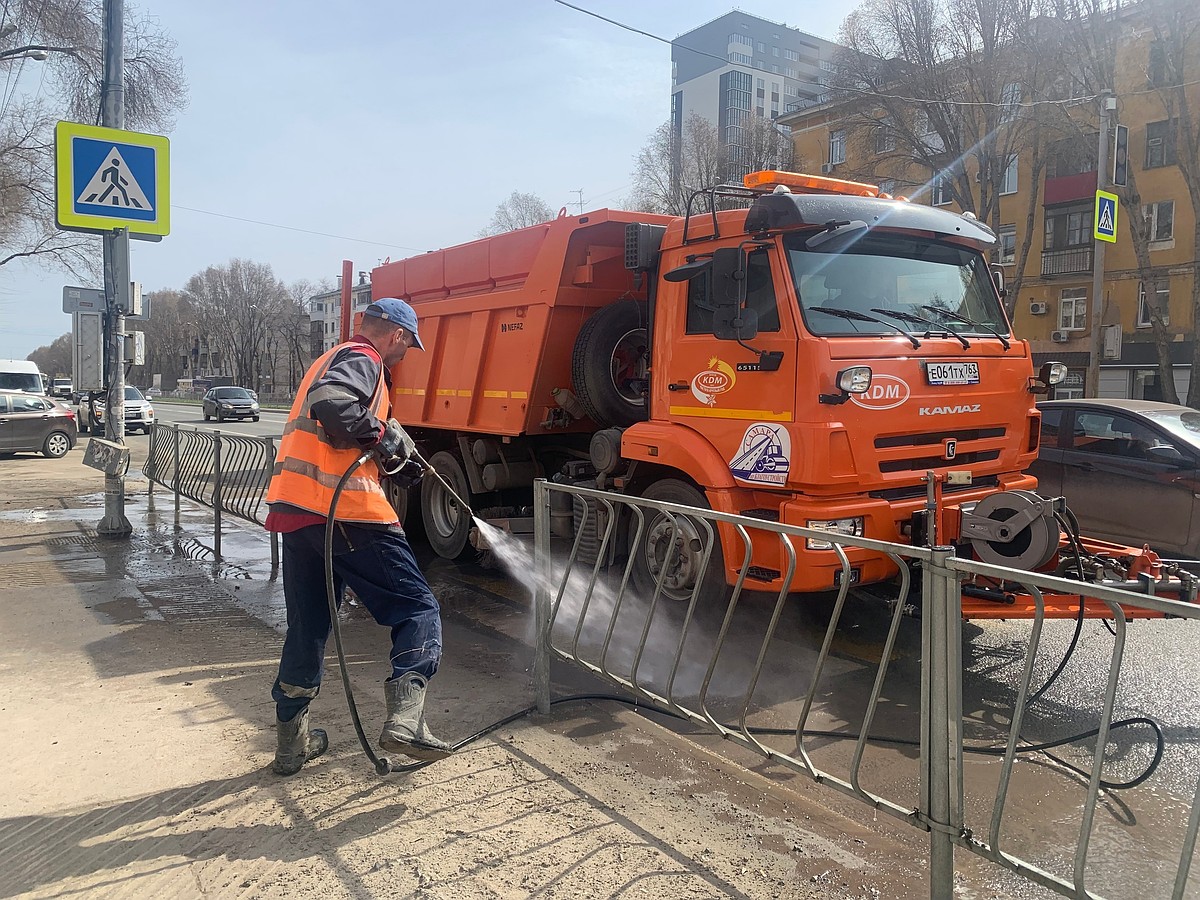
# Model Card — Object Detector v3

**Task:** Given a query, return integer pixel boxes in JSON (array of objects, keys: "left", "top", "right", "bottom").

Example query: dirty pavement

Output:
[{"left": 0, "top": 448, "right": 948, "bottom": 899}]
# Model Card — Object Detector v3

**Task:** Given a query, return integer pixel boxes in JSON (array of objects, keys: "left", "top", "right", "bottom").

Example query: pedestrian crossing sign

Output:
[
  {"left": 1094, "top": 190, "right": 1118, "bottom": 243},
  {"left": 55, "top": 121, "right": 170, "bottom": 237}
]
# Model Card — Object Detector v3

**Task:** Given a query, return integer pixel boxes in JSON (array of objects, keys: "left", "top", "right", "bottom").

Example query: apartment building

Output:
[
  {"left": 309, "top": 273, "right": 373, "bottom": 354},
  {"left": 671, "top": 12, "right": 836, "bottom": 176},
  {"left": 779, "top": 7, "right": 1198, "bottom": 401}
]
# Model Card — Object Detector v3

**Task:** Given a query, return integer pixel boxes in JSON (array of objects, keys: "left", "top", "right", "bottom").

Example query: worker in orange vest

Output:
[{"left": 264, "top": 298, "right": 452, "bottom": 776}]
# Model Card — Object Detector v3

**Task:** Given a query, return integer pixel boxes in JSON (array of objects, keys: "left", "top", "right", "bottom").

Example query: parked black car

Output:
[
  {"left": 0, "top": 390, "right": 78, "bottom": 458},
  {"left": 202, "top": 386, "right": 260, "bottom": 422},
  {"left": 1031, "top": 398, "right": 1200, "bottom": 557}
]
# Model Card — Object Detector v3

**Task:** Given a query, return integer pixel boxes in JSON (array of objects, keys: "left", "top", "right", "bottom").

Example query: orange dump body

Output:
[{"left": 371, "top": 210, "right": 671, "bottom": 436}]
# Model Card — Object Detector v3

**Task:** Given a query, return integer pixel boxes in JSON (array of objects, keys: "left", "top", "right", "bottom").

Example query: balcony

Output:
[
  {"left": 1041, "top": 246, "right": 1094, "bottom": 276},
  {"left": 1044, "top": 170, "right": 1097, "bottom": 206}
]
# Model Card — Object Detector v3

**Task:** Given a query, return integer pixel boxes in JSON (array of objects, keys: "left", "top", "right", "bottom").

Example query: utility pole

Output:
[
  {"left": 97, "top": 0, "right": 132, "bottom": 536},
  {"left": 1085, "top": 92, "right": 1115, "bottom": 398},
  {"left": 572, "top": 188, "right": 584, "bottom": 216}
]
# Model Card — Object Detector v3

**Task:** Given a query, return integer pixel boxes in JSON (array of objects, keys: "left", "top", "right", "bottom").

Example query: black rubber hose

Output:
[{"left": 325, "top": 451, "right": 394, "bottom": 776}]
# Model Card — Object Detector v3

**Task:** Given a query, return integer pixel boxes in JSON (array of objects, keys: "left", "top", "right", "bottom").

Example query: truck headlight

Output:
[
  {"left": 806, "top": 517, "right": 865, "bottom": 550},
  {"left": 837, "top": 366, "right": 872, "bottom": 394}
]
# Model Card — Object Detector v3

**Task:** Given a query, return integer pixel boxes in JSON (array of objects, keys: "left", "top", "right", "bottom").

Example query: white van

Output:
[{"left": 0, "top": 360, "right": 46, "bottom": 394}]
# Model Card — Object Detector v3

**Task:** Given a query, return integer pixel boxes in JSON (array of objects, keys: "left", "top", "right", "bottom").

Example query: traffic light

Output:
[{"left": 1113, "top": 124, "right": 1129, "bottom": 187}]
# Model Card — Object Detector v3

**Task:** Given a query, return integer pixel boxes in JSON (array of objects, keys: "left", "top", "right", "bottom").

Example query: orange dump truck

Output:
[{"left": 365, "top": 170, "right": 1174, "bottom": 610}]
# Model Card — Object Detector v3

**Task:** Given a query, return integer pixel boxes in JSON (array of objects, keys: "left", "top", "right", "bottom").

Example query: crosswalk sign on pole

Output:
[
  {"left": 55, "top": 121, "right": 170, "bottom": 237},
  {"left": 1094, "top": 190, "right": 1118, "bottom": 244}
]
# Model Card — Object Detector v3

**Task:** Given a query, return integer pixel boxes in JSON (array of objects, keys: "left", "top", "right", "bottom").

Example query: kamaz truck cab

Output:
[{"left": 620, "top": 170, "right": 1056, "bottom": 596}]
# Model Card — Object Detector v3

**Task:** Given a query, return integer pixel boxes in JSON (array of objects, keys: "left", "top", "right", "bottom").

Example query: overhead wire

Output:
[{"left": 171, "top": 205, "right": 424, "bottom": 252}]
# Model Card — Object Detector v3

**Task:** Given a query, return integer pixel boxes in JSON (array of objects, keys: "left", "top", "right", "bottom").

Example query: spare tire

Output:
[{"left": 571, "top": 299, "right": 650, "bottom": 428}]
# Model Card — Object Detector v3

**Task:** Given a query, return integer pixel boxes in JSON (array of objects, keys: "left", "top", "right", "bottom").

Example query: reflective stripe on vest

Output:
[{"left": 265, "top": 342, "right": 396, "bottom": 524}]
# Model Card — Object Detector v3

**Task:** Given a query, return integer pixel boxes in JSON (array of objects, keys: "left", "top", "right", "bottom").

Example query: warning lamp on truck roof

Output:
[{"left": 744, "top": 169, "right": 882, "bottom": 197}]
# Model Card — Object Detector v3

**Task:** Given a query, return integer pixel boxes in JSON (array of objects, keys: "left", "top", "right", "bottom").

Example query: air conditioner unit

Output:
[
  {"left": 1029, "top": 301, "right": 1048, "bottom": 315},
  {"left": 1050, "top": 330, "right": 1070, "bottom": 343},
  {"left": 821, "top": 163, "right": 835, "bottom": 174}
]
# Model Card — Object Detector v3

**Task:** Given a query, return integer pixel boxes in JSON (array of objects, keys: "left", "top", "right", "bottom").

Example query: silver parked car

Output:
[
  {"left": 0, "top": 391, "right": 78, "bottom": 458},
  {"left": 1031, "top": 398, "right": 1200, "bottom": 557}
]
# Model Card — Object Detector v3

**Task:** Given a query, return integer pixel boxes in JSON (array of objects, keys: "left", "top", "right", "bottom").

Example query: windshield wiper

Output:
[
  {"left": 871, "top": 308, "right": 970, "bottom": 350},
  {"left": 810, "top": 306, "right": 921, "bottom": 349},
  {"left": 921, "top": 305, "right": 1011, "bottom": 351}
]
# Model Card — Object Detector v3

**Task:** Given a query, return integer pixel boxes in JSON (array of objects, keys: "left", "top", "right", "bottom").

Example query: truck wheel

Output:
[
  {"left": 384, "top": 477, "right": 409, "bottom": 524},
  {"left": 420, "top": 451, "right": 474, "bottom": 559},
  {"left": 572, "top": 300, "right": 650, "bottom": 427},
  {"left": 630, "top": 479, "right": 726, "bottom": 603}
]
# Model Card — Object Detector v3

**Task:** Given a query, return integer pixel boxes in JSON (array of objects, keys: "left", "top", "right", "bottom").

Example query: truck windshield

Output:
[{"left": 784, "top": 232, "right": 1008, "bottom": 338}]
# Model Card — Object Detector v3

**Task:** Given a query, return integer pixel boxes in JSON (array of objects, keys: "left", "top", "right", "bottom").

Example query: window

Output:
[
  {"left": 1070, "top": 411, "right": 1173, "bottom": 461},
  {"left": 1059, "top": 287, "right": 1087, "bottom": 330},
  {"left": 1145, "top": 200, "right": 1174, "bottom": 242},
  {"left": 875, "top": 117, "right": 896, "bottom": 154},
  {"left": 757, "top": 41, "right": 765, "bottom": 53},
  {"left": 729, "top": 52, "right": 752, "bottom": 65},
  {"left": 1149, "top": 40, "right": 1169, "bottom": 87},
  {"left": 756, "top": 78, "right": 764, "bottom": 90},
  {"left": 829, "top": 129, "right": 846, "bottom": 165},
  {"left": 784, "top": 67, "right": 798, "bottom": 78},
  {"left": 784, "top": 48, "right": 799, "bottom": 61},
  {"left": 1145, "top": 119, "right": 1177, "bottom": 168},
  {"left": 773, "top": 46, "right": 780, "bottom": 57},
  {"left": 1040, "top": 407, "right": 1063, "bottom": 445},
  {"left": 998, "top": 225, "right": 1016, "bottom": 265},
  {"left": 10, "top": 394, "right": 50, "bottom": 413},
  {"left": 914, "top": 109, "right": 944, "bottom": 152},
  {"left": 931, "top": 175, "right": 951, "bottom": 206},
  {"left": 686, "top": 251, "right": 781, "bottom": 334},
  {"left": 999, "top": 156, "right": 1018, "bottom": 195},
  {"left": 1000, "top": 82, "right": 1022, "bottom": 122},
  {"left": 730, "top": 33, "right": 753, "bottom": 47},
  {"left": 1045, "top": 207, "right": 1093, "bottom": 249},
  {"left": 1138, "top": 282, "right": 1170, "bottom": 327}
]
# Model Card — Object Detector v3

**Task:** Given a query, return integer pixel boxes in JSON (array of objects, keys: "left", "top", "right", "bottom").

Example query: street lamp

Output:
[{"left": 0, "top": 44, "right": 80, "bottom": 62}]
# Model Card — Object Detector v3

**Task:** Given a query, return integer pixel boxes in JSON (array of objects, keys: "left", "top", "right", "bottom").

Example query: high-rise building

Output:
[{"left": 671, "top": 11, "right": 837, "bottom": 171}]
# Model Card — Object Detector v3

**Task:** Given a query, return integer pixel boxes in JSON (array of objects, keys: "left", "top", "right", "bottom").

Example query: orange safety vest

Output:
[{"left": 265, "top": 341, "right": 397, "bottom": 524}]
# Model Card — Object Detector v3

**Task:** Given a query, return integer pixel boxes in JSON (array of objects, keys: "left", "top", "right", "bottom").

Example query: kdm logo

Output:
[
  {"left": 849, "top": 374, "right": 910, "bottom": 410},
  {"left": 691, "top": 358, "right": 736, "bottom": 406}
]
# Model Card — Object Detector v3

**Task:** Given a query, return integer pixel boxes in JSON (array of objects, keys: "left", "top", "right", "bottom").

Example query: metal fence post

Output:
[
  {"left": 212, "top": 430, "right": 223, "bottom": 562},
  {"left": 923, "top": 545, "right": 959, "bottom": 898},
  {"left": 267, "top": 437, "right": 279, "bottom": 571},
  {"left": 533, "top": 478, "right": 552, "bottom": 714},
  {"left": 146, "top": 422, "right": 156, "bottom": 504},
  {"left": 172, "top": 424, "right": 181, "bottom": 524}
]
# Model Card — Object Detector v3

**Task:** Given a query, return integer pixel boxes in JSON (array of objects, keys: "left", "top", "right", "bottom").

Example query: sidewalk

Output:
[{"left": 0, "top": 449, "right": 931, "bottom": 899}]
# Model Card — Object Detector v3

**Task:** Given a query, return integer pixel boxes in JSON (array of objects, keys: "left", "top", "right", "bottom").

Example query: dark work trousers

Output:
[{"left": 272, "top": 522, "right": 442, "bottom": 722}]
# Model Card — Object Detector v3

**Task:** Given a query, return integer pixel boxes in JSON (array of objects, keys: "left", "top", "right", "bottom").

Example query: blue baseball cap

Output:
[{"left": 363, "top": 297, "right": 424, "bottom": 350}]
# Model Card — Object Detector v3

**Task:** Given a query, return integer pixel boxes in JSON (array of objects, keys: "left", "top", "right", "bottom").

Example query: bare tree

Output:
[
  {"left": 478, "top": 191, "right": 555, "bottom": 236},
  {"left": 627, "top": 113, "right": 752, "bottom": 216},
  {"left": 25, "top": 332, "right": 72, "bottom": 378},
  {"left": 182, "top": 260, "right": 291, "bottom": 391},
  {"left": 0, "top": 0, "right": 187, "bottom": 275}
]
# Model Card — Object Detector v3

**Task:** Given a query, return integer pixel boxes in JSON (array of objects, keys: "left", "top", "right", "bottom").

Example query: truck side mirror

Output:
[
  {"left": 711, "top": 247, "right": 745, "bottom": 309},
  {"left": 713, "top": 307, "right": 759, "bottom": 342},
  {"left": 991, "top": 267, "right": 1007, "bottom": 298}
]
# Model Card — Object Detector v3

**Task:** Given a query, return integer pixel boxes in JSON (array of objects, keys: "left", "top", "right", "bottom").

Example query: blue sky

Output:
[{"left": 0, "top": 0, "right": 847, "bottom": 359}]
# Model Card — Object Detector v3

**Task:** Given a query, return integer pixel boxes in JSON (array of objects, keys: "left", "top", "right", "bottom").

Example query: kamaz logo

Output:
[{"left": 919, "top": 404, "right": 981, "bottom": 416}]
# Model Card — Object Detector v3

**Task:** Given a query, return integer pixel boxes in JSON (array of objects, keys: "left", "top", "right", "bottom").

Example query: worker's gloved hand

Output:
[
  {"left": 376, "top": 418, "right": 415, "bottom": 463},
  {"left": 388, "top": 458, "right": 426, "bottom": 490}
]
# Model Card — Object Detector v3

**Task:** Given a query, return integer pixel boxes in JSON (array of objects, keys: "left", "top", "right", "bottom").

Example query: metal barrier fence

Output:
[
  {"left": 143, "top": 423, "right": 278, "bottom": 563},
  {"left": 530, "top": 479, "right": 1200, "bottom": 899}
]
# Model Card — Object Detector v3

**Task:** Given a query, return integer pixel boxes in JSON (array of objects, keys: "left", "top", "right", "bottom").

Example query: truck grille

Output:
[
  {"left": 879, "top": 450, "right": 1000, "bottom": 473},
  {"left": 874, "top": 427, "right": 1005, "bottom": 449}
]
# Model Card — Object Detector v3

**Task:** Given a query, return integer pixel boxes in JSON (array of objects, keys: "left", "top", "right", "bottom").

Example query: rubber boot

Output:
[
  {"left": 378, "top": 672, "right": 453, "bottom": 761},
  {"left": 272, "top": 707, "right": 328, "bottom": 776}
]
